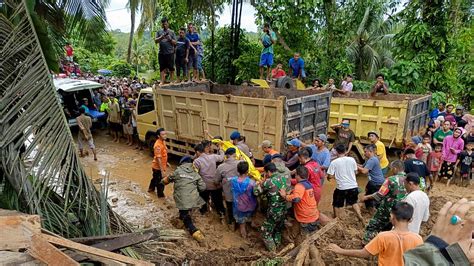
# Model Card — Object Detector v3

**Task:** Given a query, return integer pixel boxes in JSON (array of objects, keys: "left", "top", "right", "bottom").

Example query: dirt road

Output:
[{"left": 79, "top": 130, "right": 473, "bottom": 264}]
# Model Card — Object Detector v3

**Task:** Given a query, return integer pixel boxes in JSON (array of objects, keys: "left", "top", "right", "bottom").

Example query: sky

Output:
[{"left": 105, "top": 0, "right": 258, "bottom": 33}]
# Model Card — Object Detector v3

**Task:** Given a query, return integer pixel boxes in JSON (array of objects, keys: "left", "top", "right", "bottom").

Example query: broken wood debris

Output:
[{"left": 0, "top": 209, "right": 184, "bottom": 265}]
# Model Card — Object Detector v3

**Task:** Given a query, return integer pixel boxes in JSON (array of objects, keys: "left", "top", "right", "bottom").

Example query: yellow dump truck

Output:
[
  {"left": 136, "top": 83, "right": 332, "bottom": 160},
  {"left": 329, "top": 92, "right": 432, "bottom": 160}
]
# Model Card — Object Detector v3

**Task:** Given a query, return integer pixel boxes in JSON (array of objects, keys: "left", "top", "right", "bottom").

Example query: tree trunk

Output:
[{"left": 127, "top": 10, "right": 135, "bottom": 64}]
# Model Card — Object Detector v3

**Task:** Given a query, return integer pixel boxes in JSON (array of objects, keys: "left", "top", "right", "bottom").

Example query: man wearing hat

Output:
[
  {"left": 257, "top": 140, "right": 279, "bottom": 172},
  {"left": 162, "top": 156, "right": 206, "bottom": 242},
  {"left": 285, "top": 138, "right": 301, "bottom": 170},
  {"left": 330, "top": 119, "right": 355, "bottom": 160},
  {"left": 149, "top": 128, "right": 168, "bottom": 197},
  {"left": 368, "top": 130, "right": 389, "bottom": 175},
  {"left": 454, "top": 105, "right": 465, "bottom": 124},
  {"left": 230, "top": 131, "right": 254, "bottom": 163},
  {"left": 215, "top": 147, "right": 241, "bottom": 225}
]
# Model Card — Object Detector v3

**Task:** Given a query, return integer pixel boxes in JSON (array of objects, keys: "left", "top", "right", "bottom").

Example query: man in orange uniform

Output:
[
  {"left": 148, "top": 128, "right": 168, "bottom": 197},
  {"left": 280, "top": 166, "right": 320, "bottom": 234}
]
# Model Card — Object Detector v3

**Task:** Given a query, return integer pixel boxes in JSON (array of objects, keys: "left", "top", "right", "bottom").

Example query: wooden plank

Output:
[
  {"left": 72, "top": 251, "right": 127, "bottom": 266},
  {"left": 69, "top": 228, "right": 159, "bottom": 245},
  {"left": 69, "top": 231, "right": 156, "bottom": 261},
  {"left": 0, "top": 213, "right": 41, "bottom": 250},
  {"left": 28, "top": 234, "right": 79, "bottom": 266},
  {"left": 0, "top": 251, "right": 41, "bottom": 265},
  {"left": 42, "top": 234, "right": 153, "bottom": 266}
]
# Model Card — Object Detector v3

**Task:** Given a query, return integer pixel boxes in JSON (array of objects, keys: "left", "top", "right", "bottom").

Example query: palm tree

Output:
[
  {"left": 24, "top": 0, "right": 110, "bottom": 70},
  {"left": 1, "top": 0, "right": 128, "bottom": 238},
  {"left": 126, "top": 0, "right": 140, "bottom": 63},
  {"left": 346, "top": 6, "right": 398, "bottom": 80}
]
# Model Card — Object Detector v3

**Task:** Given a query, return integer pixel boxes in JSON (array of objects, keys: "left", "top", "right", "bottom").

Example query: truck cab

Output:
[{"left": 136, "top": 88, "right": 158, "bottom": 153}]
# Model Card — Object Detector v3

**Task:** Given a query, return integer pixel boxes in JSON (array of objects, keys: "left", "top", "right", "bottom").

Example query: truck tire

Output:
[
  {"left": 276, "top": 76, "right": 294, "bottom": 89},
  {"left": 146, "top": 133, "right": 157, "bottom": 157}
]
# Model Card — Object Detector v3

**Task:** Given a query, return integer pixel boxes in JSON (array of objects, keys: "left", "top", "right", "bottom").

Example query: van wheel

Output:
[
  {"left": 146, "top": 135, "right": 157, "bottom": 157},
  {"left": 348, "top": 150, "right": 363, "bottom": 164}
]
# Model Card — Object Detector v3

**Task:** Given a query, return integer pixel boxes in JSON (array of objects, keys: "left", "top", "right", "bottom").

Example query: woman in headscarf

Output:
[{"left": 440, "top": 127, "right": 465, "bottom": 186}]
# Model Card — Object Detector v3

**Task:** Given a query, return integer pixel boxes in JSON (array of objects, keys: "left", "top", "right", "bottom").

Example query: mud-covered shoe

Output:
[{"left": 192, "top": 230, "right": 205, "bottom": 242}]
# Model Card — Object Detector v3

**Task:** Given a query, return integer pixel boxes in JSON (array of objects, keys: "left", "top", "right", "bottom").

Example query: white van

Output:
[{"left": 54, "top": 78, "right": 105, "bottom": 127}]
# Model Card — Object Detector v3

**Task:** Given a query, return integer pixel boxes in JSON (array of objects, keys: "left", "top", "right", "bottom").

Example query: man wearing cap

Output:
[
  {"left": 215, "top": 148, "right": 241, "bottom": 225},
  {"left": 403, "top": 172, "right": 430, "bottom": 234},
  {"left": 149, "top": 128, "right": 168, "bottom": 197},
  {"left": 162, "top": 156, "right": 206, "bottom": 242},
  {"left": 308, "top": 134, "right": 331, "bottom": 184},
  {"left": 230, "top": 131, "right": 254, "bottom": 163},
  {"left": 454, "top": 105, "right": 465, "bottom": 124},
  {"left": 261, "top": 140, "right": 279, "bottom": 165},
  {"left": 285, "top": 138, "right": 301, "bottom": 170},
  {"left": 368, "top": 131, "right": 389, "bottom": 175},
  {"left": 330, "top": 119, "right": 355, "bottom": 160},
  {"left": 155, "top": 17, "right": 177, "bottom": 85}
]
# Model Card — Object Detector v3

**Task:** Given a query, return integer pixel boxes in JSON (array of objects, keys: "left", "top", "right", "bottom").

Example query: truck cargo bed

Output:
[
  {"left": 153, "top": 83, "right": 332, "bottom": 160},
  {"left": 329, "top": 92, "right": 431, "bottom": 148}
]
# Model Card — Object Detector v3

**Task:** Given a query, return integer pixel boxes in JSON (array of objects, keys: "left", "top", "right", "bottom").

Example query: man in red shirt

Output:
[
  {"left": 292, "top": 148, "right": 323, "bottom": 203},
  {"left": 65, "top": 42, "right": 74, "bottom": 62},
  {"left": 280, "top": 166, "right": 320, "bottom": 234},
  {"left": 271, "top": 63, "right": 286, "bottom": 79}
]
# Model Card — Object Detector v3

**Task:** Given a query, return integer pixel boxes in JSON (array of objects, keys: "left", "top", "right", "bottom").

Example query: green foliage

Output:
[
  {"left": 74, "top": 47, "right": 116, "bottom": 73},
  {"left": 203, "top": 26, "right": 253, "bottom": 84},
  {"left": 388, "top": 0, "right": 473, "bottom": 107},
  {"left": 111, "top": 61, "right": 134, "bottom": 77}
]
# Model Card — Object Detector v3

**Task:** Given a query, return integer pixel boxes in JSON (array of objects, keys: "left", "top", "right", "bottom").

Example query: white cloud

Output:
[{"left": 105, "top": 1, "right": 257, "bottom": 33}]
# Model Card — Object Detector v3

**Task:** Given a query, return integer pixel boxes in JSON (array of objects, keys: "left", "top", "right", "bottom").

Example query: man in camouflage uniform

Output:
[
  {"left": 254, "top": 162, "right": 290, "bottom": 251},
  {"left": 361, "top": 160, "right": 407, "bottom": 242}
]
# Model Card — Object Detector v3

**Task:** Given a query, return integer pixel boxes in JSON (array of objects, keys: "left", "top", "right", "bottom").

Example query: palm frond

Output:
[{"left": 0, "top": 0, "right": 127, "bottom": 238}]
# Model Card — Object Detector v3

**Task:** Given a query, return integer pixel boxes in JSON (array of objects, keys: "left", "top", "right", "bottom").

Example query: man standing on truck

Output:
[
  {"left": 175, "top": 27, "right": 190, "bottom": 83},
  {"left": 155, "top": 17, "right": 177, "bottom": 86},
  {"left": 149, "top": 128, "right": 168, "bottom": 198},
  {"left": 259, "top": 23, "right": 277, "bottom": 81},
  {"left": 330, "top": 119, "right": 355, "bottom": 160},
  {"left": 186, "top": 23, "right": 200, "bottom": 82},
  {"left": 368, "top": 131, "right": 389, "bottom": 176}
]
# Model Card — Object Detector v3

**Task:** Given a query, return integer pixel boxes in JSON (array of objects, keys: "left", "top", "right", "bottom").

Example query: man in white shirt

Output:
[
  {"left": 403, "top": 172, "right": 430, "bottom": 233},
  {"left": 327, "top": 144, "right": 364, "bottom": 222},
  {"left": 333, "top": 75, "right": 353, "bottom": 96}
]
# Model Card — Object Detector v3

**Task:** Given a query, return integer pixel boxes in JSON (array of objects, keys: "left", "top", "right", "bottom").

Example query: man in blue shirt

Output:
[
  {"left": 358, "top": 144, "right": 386, "bottom": 213},
  {"left": 288, "top": 53, "right": 305, "bottom": 80},
  {"left": 186, "top": 23, "right": 201, "bottom": 81},
  {"left": 307, "top": 134, "right": 331, "bottom": 185},
  {"left": 259, "top": 23, "right": 277, "bottom": 81}
]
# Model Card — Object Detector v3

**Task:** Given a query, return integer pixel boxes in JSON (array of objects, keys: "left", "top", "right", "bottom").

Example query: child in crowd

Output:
[
  {"left": 456, "top": 142, "right": 474, "bottom": 186},
  {"left": 428, "top": 143, "right": 443, "bottom": 182},
  {"left": 230, "top": 161, "right": 257, "bottom": 239},
  {"left": 417, "top": 134, "right": 432, "bottom": 164}
]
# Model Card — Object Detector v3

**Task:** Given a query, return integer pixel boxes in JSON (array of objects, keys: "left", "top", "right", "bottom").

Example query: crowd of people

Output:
[{"left": 145, "top": 97, "right": 472, "bottom": 264}]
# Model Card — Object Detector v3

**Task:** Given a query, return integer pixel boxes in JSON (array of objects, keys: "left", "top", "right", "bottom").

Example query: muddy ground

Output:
[{"left": 79, "top": 130, "right": 473, "bottom": 265}]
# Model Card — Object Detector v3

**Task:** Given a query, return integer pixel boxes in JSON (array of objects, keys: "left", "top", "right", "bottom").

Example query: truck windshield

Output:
[{"left": 137, "top": 93, "right": 154, "bottom": 115}]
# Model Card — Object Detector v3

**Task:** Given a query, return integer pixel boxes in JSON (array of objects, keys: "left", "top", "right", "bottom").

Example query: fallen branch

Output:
[
  {"left": 285, "top": 219, "right": 338, "bottom": 263},
  {"left": 277, "top": 243, "right": 295, "bottom": 257}
]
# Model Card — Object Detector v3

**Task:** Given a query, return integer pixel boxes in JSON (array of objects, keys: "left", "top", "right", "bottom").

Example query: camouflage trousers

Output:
[
  {"left": 261, "top": 204, "right": 286, "bottom": 251},
  {"left": 363, "top": 207, "right": 393, "bottom": 242}
]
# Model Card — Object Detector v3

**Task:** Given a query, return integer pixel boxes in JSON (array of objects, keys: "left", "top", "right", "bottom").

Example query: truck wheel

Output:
[
  {"left": 146, "top": 134, "right": 157, "bottom": 157},
  {"left": 276, "top": 76, "right": 295, "bottom": 89}
]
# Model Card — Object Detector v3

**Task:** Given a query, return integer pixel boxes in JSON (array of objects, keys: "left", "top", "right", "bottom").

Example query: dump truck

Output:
[
  {"left": 136, "top": 82, "right": 332, "bottom": 160},
  {"left": 329, "top": 92, "right": 432, "bottom": 161}
]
